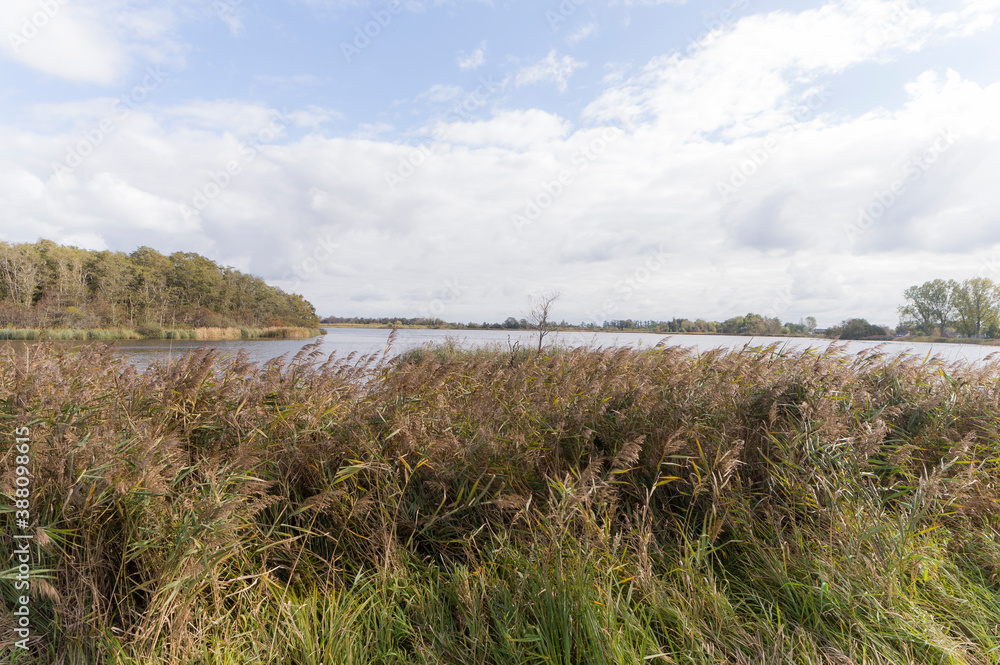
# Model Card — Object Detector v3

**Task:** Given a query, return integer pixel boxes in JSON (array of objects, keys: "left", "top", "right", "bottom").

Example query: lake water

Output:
[{"left": 3, "top": 328, "right": 999, "bottom": 370}]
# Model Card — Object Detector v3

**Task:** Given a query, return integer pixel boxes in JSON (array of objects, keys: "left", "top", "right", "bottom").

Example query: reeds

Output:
[
  {"left": 159, "top": 326, "right": 321, "bottom": 340},
  {"left": 0, "top": 326, "right": 322, "bottom": 342},
  {"left": 2, "top": 340, "right": 1000, "bottom": 663}
]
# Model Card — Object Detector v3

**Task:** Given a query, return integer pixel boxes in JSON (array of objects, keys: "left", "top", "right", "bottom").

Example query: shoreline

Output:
[
  {"left": 0, "top": 326, "right": 324, "bottom": 341},
  {"left": 318, "top": 325, "right": 1000, "bottom": 347}
]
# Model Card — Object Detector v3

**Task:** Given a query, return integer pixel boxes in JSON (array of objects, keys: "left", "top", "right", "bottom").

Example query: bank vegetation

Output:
[{"left": 2, "top": 339, "right": 1000, "bottom": 663}]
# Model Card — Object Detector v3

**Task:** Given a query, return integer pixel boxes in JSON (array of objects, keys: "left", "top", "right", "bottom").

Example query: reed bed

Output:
[
  {"left": 0, "top": 327, "right": 321, "bottom": 342},
  {"left": 0, "top": 328, "right": 146, "bottom": 341},
  {"left": 2, "top": 338, "right": 1000, "bottom": 663},
  {"left": 160, "top": 326, "right": 322, "bottom": 340}
]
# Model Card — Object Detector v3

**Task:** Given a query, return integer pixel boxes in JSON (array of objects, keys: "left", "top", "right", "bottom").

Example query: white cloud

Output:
[
  {"left": 6, "top": 60, "right": 997, "bottom": 324},
  {"left": 584, "top": 0, "right": 1000, "bottom": 137},
  {"left": 85, "top": 172, "right": 200, "bottom": 233},
  {"left": 215, "top": 2, "right": 244, "bottom": 36},
  {"left": 1, "top": 1, "right": 125, "bottom": 84},
  {"left": 288, "top": 106, "right": 345, "bottom": 129},
  {"left": 163, "top": 101, "right": 291, "bottom": 138},
  {"left": 0, "top": 0, "right": 185, "bottom": 85},
  {"left": 515, "top": 50, "right": 585, "bottom": 93},
  {"left": 353, "top": 121, "right": 395, "bottom": 139},
  {"left": 415, "top": 84, "right": 464, "bottom": 103},
  {"left": 431, "top": 109, "right": 571, "bottom": 148},
  {"left": 256, "top": 74, "right": 325, "bottom": 87},
  {"left": 566, "top": 22, "right": 596, "bottom": 46},
  {"left": 2, "top": 1, "right": 1000, "bottom": 326},
  {"left": 608, "top": 0, "right": 687, "bottom": 5},
  {"left": 57, "top": 232, "right": 108, "bottom": 250},
  {"left": 457, "top": 41, "right": 486, "bottom": 70}
]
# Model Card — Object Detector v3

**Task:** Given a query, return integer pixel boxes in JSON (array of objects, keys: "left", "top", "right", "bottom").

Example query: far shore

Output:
[
  {"left": 318, "top": 324, "right": 1000, "bottom": 346},
  {"left": 0, "top": 326, "right": 324, "bottom": 341}
]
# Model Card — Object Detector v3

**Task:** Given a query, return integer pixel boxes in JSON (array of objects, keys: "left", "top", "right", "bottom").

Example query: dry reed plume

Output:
[{"left": 2, "top": 338, "right": 1000, "bottom": 663}]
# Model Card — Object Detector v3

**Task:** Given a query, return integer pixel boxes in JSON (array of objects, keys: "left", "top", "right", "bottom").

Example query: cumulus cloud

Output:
[
  {"left": 515, "top": 50, "right": 586, "bottom": 93},
  {"left": 609, "top": 0, "right": 687, "bottom": 5},
  {"left": 584, "top": 0, "right": 1000, "bottom": 134},
  {"left": 457, "top": 41, "right": 486, "bottom": 70},
  {"left": 566, "top": 22, "right": 596, "bottom": 46},
  {"left": 2, "top": 0, "right": 1000, "bottom": 327},
  {"left": 0, "top": 0, "right": 185, "bottom": 85},
  {"left": 431, "top": 109, "right": 572, "bottom": 148}
]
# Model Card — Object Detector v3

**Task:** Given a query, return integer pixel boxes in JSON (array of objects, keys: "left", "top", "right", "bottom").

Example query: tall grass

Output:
[
  {"left": 159, "top": 326, "right": 322, "bottom": 340},
  {"left": 0, "top": 328, "right": 146, "bottom": 340},
  {"left": 3, "top": 339, "right": 1000, "bottom": 663},
  {"left": 0, "top": 326, "right": 321, "bottom": 342}
]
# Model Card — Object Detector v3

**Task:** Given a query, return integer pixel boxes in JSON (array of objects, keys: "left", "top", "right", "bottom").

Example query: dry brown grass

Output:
[
  {"left": 187, "top": 326, "right": 320, "bottom": 340},
  {"left": 3, "top": 338, "right": 1000, "bottom": 663}
]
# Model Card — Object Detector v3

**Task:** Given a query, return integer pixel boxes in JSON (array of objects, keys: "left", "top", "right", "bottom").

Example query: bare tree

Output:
[{"left": 526, "top": 291, "right": 561, "bottom": 353}]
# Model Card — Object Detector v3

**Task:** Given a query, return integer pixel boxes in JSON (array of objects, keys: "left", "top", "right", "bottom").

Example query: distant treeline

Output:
[
  {"left": 322, "top": 313, "right": 829, "bottom": 337},
  {"left": 326, "top": 278, "right": 1000, "bottom": 343},
  {"left": 0, "top": 240, "right": 319, "bottom": 330}
]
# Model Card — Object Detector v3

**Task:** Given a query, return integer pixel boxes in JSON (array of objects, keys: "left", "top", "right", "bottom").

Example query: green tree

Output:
[
  {"left": 0, "top": 240, "right": 320, "bottom": 331},
  {"left": 720, "top": 313, "right": 781, "bottom": 336},
  {"left": 280, "top": 292, "right": 320, "bottom": 327},
  {"left": 833, "top": 318, "right": 888, "bottom": 340},
  {"left": 168, "top": 252, "right": 225, "bottom": 310},
  {"left": 951, "top": 277, "right": 1000, "bottom": 338},
  {"left": 88, "top": 251, "right": 134, "bottom": 326},
  {"left": 0, "top": 242, "right": 44, "bottom": 307},
  {"left": 130, "top": 246, "right": 174, "bottom": 326},
  {"left": 39, "top": 241, "right": 89, "bottom": 309},
  {"left": 784, "top": 321, "right": 808, "bottom": 335},
  {"left": 899, "top": 279, "right": 956, "bottom": 335}
]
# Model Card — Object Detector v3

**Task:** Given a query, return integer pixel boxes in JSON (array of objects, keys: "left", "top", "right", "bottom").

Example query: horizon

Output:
[{"left": 2, "top": 1, "right": 999, "bottom": 329}]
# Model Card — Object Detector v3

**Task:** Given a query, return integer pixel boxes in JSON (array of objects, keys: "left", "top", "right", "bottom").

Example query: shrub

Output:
[{"left": 136, "top": 324, "right": 165, "bottom": 339}]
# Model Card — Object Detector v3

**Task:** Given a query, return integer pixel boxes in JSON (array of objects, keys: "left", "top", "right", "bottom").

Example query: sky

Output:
[{"left": 1, "top": 0, "right": 1000, "bottom": 327}]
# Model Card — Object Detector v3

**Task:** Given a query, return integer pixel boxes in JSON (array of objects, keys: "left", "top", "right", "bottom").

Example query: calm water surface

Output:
[{"left": 3, "top": 328, "right": 999, "bottom": 370}]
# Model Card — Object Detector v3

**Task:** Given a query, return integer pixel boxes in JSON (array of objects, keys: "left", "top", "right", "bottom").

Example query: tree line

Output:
[
  {"left": 898, "top": 278, "right": 1000, "bottom": 338},
  {"left": 322, "top": 313, "right": 826, "bottom": 336},
  {"left": 0, "top": 240, "right": 319, "bottom": 330},
  {"left": 326, "top": 278, "right": 1000, "bottom": 343}
]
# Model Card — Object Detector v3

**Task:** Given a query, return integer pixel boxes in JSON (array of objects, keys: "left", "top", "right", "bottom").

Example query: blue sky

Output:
[{"left": 2, "top": 0, "right": 1000, "bottom": 326}]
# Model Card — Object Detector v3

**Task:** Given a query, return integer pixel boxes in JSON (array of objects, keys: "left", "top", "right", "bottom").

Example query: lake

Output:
[{"left": 2, "top": 328, "right": 999, "bottom": 370}]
